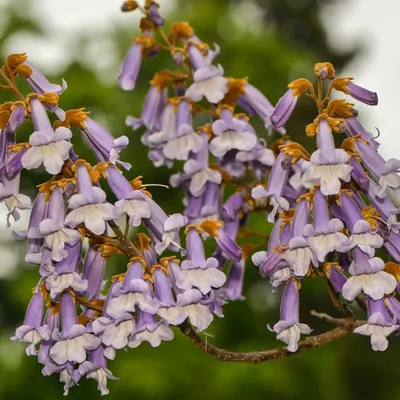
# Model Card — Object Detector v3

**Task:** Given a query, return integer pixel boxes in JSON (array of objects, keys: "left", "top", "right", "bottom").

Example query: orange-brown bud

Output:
[
  {"left": 121, "top": 0, "right": 138, "bottom": 12},
  {"left": 15, "top": 63, "right": 32, "bottom": 77},
  {"left": 331, "top": 77, "right": 352, "bottom": 94},
  {"left": 64, "top": 108, "right": 90, "bottom": 129},
  {"left": 170, "top": 21, "right": 194, "bottom": 40},
  {"left": 5, "top": 53, "right": 28, "bottom": 69},
  {"left": 41, "top": 92, "right": 59, "bottom": 107},
  {"left": 287, "top": 78, "right": 312, "bottom": 96},
  {"left": 314, "top": 62, "right": 335, "bottom": 79},
  {"left": 199, "top": 220, "right": 223, "bottom": 237}
]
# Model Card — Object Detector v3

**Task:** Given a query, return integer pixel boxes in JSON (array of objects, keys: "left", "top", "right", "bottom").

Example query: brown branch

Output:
[
  {"left": 107, "top": 220, "right": 143, "bottom": 259},
  {"left": 179, "top": 316, "right": 364, "bottom": 363}
]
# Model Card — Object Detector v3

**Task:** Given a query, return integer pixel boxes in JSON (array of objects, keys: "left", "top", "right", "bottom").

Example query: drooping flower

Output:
[
  {"left": 302, "top": 116, "right": 352, "bottom": 195},
  {"left": 272, "top": 280, "right": 312, "bottom": 352},
  {"left": 65, "top": 163, "right": 115, "bottom": 235},
  {"left": 342, "top": 248, "right": 397, "bottom": 301},
  {"left": 354, "top": 298, "right": 398, "bottom": 351},
  {"left": 32, "top": 187, "right": 81, "bottom": 262},
  {"left": 303, "top": 188, "right": 347, "bottom": 262},
  {"left": 50, "top": 293, "right": 101, "bottom": 365},
  {"left": 176, "top": 226, "right": 226, "bottom": 294},
  {"left": 210, "top": 107, "right": 257, "bottom": 157},
  {"left": 21, "top": 98, "right": 72, "bottom": 174},
  {"left": 271, "top": 79, "right": 312, "bottom": 129},
  {"left": 11, "top": 292, "right": 50, "bottom": 355}
]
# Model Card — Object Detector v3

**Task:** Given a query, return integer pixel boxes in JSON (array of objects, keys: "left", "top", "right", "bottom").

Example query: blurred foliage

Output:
[{"left": 0, "top": 0, "right": 398, "bottom": 399}]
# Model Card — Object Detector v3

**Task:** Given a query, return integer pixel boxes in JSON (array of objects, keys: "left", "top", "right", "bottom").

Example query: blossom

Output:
[
  {"left": 21, "top": 98, "right": 72, "bottom": 174},
  {"left": 342, "top": 248, "right": 397, "bottom": 301},
  {"left": 272, "top": 280, "right": 312, "bottom": 352},
  {"left": 210, "top": 108, "right": 257, "bottom": 157},
  {"left": 162, "top": 99, "right": 203, "bottom": 161},
  {"left": 50, "top": 293, "right": 101, "bottom": 365},
  {"left": 128, "top": 311, "right": 173, "bottom": 348},
  {"left": 76, "top": 346, "right": 117, "bottom": 396},
  {"left": 303, "top": 189, "right": 347, "bottom": 262},
  {"left": 11, "top": 292, "right": 50, "bottom": 355},
  {"left": 65, "top": 163, "right": 115, "bottom": 235},
  {"left": 251, "top": 152, "right": 290, "bottom": 223},
  {"left": 31, "top": 187, "right": 81, "bottom": 262},
  {"left": 176, "top": 226, "right": 226, "bottom": 294},
  {"left": 354, "top": 299, "right": 398, "bottom": 351},
  {"left": 271, "top": 79, "right": 312, "bottom": 129},
  {"left": 185, "top": 65, "right": 228, "bottom": 104},
  {"left": 302, "top": 117, "right": 352, "bottom": 195}
]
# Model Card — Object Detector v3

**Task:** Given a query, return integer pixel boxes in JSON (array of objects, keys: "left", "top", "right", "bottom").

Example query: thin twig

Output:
[
  {"left": 179, "top": 316, "right": 364, "bottom": 363},
  {"left": 0, "top": 68, "right": 25, "bottom": 100},
  {"left": 108, "top": 220, "right": 143, "bottom": 259}
]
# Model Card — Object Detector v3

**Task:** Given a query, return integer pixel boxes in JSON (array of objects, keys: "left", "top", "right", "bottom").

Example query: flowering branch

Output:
[{"left": 2, "top": 0, "right": 399, "bottom": 396}]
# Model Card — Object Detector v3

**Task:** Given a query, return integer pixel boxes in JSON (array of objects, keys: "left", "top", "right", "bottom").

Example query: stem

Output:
[
  {"left": 108, "top": 220, "right": 144, "bottom": 259},
  {"left": 179, "top": 315, "right": 364, "bottom": 363},
  {"left": 156, "top": 26, "right": 173, "bottom": 49},
  {"left": 75, "top": 296, "right": 103, "bottom": 313},
  {"left": 0, "top": 68, "right": 25, "bottom": 101}
]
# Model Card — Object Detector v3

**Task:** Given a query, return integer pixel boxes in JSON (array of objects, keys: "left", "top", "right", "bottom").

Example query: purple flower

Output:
[
  {"left": 333, "top": 78, "right": 378, "bottom": 106},
  {"left": 218, "top": 259, "right": 245, "bottom": 301},
  {"left": 283, "top": 199, "right": 318, "bottom": 277},
  {"left": 185, "top": 65, "right": 228, "bottom": 104},
  {"left": 82, "top": 245, "right": 106, "bottom": 301},
  {"left": 342, "top": 248, "right": 396, "bottom": 301},
  {"left": 23, "top": 61, "right": 67, "bottom": 94},
  {"left": 81, "top": 117, "right": 130, "bottom": 169},
  {"left": 76, "top": 346, "right": 117, "bottom": 395},
  {"left": 251, "top": 152, "right": 290, "bottom": 223},
  {"left": 238, "top": 83, "right": 276, "bottom": 131},
  {"left": 50, "top": 293, "right": 101, "bottom": 365},
  {"left": 128, "top": 311, "right": 174, "bottom": 348},
  {"left": 65, "top": 164, "right": 115, "bottom": 235},
  {"left": 11, "top": 292, "right": 50, "bottom": 355},
  {"left": 30, "top": 187, "right": 81, "bottom": 262},
  {"left": 118, "top": 37, "right": 146, "bottom": 90},
  {"left": 176, "top": 226, "right": 226, "bottom": 294},
  {"left": 21, "top": 98, "right": 72, "bottom": 174},
  {"left": 200, "top": 220, "right": 243, "bottom": 262},
  {"left": 338, "top": 192, "right": 383, "bottom": 256},
  {"left": 106, "top": 260, "right": 159, "bottom": 319},
  {"left": 162, "top": 99, "right": 203, "bottom": 161},
  {"left": 45, "top": 243, "right": 87, "bottom": 299},
  {"left": 147, "top": 1, "right": 165, "bottom": 26},
  {"left": 210, "top": 108, "right": 257, "bottom": 157},
  {"left": 271, "top": 79, "right": 312, "bottom": 129},
  {"left": 354, "top": 298, "right": 398, "bottom": 351},
  {"left": 154, "top": 266, "right": 187, "bottom": 325},
  {"left": 175, "top": 289, "right": 213, "bottom": 332},
  {"left": 303, "top": 189, "right": 347, "bottom": 262},
  {"left": 154, "top": 213, "right": 188, "bottom": 255},
  {"left": 302, "top": 117, "right": 352, "bottom": 195},
  {"left": 106, "top": 166, "right": 152, "bottom": 227},
  {"left": 272, "top": 280, "right": 312, "bottom": 352},
  {"left": 0, "top": 174, "right": 31, "bottom": 227}
]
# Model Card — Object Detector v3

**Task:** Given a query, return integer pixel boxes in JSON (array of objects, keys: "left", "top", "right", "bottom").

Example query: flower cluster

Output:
[
  {"left": 2, "top": 0, "right": 399, "bottom": 396},
  {"left": 252, "top": 63, "right": 400, "bottom": 351}
]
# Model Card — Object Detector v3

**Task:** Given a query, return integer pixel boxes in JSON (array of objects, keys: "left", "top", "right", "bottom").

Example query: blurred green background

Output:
[{"left": 0, "top": 0, "right": 399, "bottom": 399}]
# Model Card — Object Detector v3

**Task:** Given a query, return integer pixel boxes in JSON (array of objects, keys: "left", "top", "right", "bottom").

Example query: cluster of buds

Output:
[{"left": 1, "top": 1, "right": 399, "bottom": 396}]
